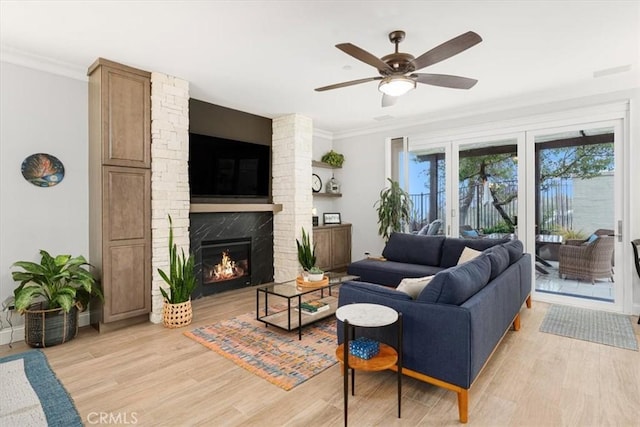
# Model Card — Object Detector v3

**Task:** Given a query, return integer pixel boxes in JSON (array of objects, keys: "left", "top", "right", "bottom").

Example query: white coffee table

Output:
[{"left": 335, "top": 303, "right": 403, "bottom": 426}]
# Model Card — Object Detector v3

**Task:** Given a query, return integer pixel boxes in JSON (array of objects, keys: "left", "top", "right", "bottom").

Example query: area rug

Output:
[
  {"left": 0, "top": 350, "right": 82, "bottom": 426},
  {"left": 185, "top": 312, "right": 337, "bottom": 390},
  {"left": 540, "top": 305, "right": 638, "bottom": 351}
]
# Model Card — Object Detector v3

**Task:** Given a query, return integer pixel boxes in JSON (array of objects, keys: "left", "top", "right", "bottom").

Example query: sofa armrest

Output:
[{"left": 337, "top": 281, "right": 473, "bottom": 388}]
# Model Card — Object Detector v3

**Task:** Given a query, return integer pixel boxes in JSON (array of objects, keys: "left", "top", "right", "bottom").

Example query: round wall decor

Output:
[{"left": 21, "top": 153, "right": 65, "bottom": 187}]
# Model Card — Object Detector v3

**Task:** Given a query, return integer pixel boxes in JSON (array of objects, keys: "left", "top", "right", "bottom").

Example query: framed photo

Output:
[{"left": 323, "top": 212, "right": 341, "bottom": 225}]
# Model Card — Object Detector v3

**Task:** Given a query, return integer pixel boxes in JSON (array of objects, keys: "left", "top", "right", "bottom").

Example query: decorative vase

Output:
[
  {"left": 163, "top": 299, "right": 193, "bottom": 328},
  {"left": 24, "top": 303, "right": 79, "bottom": 348}
]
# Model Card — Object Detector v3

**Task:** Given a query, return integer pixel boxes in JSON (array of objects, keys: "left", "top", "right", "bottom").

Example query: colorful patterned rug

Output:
[{"left": 184, "top": 312, "right": 338, "bottom": 390}]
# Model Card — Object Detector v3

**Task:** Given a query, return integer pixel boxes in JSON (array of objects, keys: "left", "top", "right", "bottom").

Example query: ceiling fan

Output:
[{"left": 315, "top": 30, "right": 482, "bottom": 107}]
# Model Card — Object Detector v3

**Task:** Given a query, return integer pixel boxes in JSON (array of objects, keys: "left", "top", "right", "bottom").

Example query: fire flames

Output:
[{"left": 208, "top": 251, "right": 245, "bottom": 282}]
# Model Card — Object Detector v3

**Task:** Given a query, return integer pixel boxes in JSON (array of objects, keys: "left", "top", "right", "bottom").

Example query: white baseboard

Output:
[{"left": 0, "top": 310, "right": 91, "bottom": 346}]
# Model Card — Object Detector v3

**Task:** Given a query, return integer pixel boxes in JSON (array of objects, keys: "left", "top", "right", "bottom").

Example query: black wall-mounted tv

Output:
[{"left": 189, "top": 133, "right": 271, "bottom": 201}]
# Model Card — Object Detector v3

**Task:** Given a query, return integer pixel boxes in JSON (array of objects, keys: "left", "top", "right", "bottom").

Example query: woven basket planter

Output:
[
  {"left": 24, "top": 303, "right": 79, "bottom": 348},
  {"left": 163, "top": 299, "right": 193, "bottom": 328}
]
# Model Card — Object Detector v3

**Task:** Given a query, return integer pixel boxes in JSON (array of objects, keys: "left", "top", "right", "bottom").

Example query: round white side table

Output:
[{"left": 335, "top": 303, "right": 403, "bottom": 426}]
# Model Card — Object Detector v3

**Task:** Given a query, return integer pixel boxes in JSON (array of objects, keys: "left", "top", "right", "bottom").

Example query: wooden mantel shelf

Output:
[{"left": 190, "top": 203, "right": 283, "bottom": 213}]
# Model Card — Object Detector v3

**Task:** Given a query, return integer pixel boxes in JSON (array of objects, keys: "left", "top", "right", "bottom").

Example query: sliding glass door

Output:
[
  {"left": 396, "top": 115, "right": 627, "bottom": 312},
  {"left": 453, "top": 137, "right": 523, "bottom": 240},
  {"left": 526, "top": 121, "right": 624, "bottom": 310}
]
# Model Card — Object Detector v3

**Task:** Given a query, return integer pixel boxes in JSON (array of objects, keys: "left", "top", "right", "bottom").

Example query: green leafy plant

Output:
[
  {"left": 296, "top": 227, "right": 316, "bottom": 270},
  {"left": 481, "top": 221, "right": 514, "bottom": 234},
  {"left": 308, "top": 266, "right": 323, "bottom": 274},
  {"left": 557, "top": 227, "right": 587, "bottom": 240},
  {"left": 157, "top": 215, "right": 196, "bottom": 304},
  {"left": 12, "top": 250, "right": 102, "bottom": 313},
  {"left": 374, "top": 178, "right": 413, "bottom": 241},
  {"left": 321, "top": 150, "right": 345, "bottom": 167}
]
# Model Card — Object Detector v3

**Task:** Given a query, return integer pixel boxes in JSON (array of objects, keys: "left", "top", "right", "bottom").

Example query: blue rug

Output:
[{"left": 0, "top": 350, "right": 82, "bottom": 426}]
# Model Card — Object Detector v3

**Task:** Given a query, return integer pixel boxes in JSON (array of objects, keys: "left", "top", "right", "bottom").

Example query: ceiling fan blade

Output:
[
  {"left": 336, "top": 43, "right": 394, "bottom": 72},
  {"left": 315, "top": 76, "right": 382, "bottom": 92},
  {"left": 411, "top": 31, "right": 482, "bottom": 71},
  {"left": 381, "top": 94, "right": 398, "bottom": 108},
  {"left": 412, "top": 73, "right": 478, "bottom": 89}
]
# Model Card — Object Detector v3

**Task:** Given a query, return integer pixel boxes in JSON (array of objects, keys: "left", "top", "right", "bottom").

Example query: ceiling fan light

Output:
[{"left": 378, "top": 77, "right": 416, "bottom": 97}]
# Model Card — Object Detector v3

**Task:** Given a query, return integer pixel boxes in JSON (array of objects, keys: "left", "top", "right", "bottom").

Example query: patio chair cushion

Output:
[
  {"left": 586, "top": 234, "right": 598, "bottom": 244},
  {"left": 461, "top": 229, "right": 480, "bottom": 238}
]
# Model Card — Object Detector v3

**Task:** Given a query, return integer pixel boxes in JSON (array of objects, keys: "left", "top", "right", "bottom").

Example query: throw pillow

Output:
[
  {"left": 461, "top": 229, "right": 479, "bottom": 238},
  {"left": 396, "top": 275, "right": 434, "bottom": 299},
  {"left": 457, "top": 247, "right": 482, "bottom": 265},
  {"left": 586, "top": 234, "right": 598, "bottom": 244}
]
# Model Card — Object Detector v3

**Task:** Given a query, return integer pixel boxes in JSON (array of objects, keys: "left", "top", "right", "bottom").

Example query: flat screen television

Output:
[{"left": 189, "top": 133, "right": 271, "bottom": 201}]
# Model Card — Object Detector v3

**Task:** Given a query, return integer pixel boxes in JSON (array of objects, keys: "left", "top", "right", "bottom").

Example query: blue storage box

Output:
[{"left": 349, "top": 337, "right": 380, "bottom": 360}]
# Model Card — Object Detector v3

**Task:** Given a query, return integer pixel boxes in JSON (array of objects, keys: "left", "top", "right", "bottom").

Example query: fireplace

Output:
[
  {"left": 190, "top": 211, "right": 274, "bottom": 298},
  {"left": 202, "top": 239, "right": 251, "bottom": 290}
]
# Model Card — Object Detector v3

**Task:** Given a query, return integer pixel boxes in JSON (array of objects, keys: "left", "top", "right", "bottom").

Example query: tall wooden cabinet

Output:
[
  {"left": 88, "top": 58, "right": 151, "bottom": 330},
  {"left": 313, "top": 224, "right": 352, "bottom": 271}
]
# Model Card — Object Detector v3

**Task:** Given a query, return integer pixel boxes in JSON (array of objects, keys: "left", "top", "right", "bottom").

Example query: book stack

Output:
[{"left": 297, "top": 300, "right": 330, "bottom": 315}]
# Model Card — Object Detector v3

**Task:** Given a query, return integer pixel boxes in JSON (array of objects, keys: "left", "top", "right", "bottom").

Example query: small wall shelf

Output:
[
  {"left": 312, "top": 160, "right": 342, "bottom": 169},
  {"left": 313, "top": 192, "right": 342, "bottom": 198}
]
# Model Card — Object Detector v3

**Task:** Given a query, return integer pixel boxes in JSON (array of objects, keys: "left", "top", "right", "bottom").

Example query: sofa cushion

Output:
[
  {"left": 502, "top": 239, "right": 524, "bottom": 264},
  {"left": 382, "top": 233, "right": 446, "bottom": 266},
  {"left": 347, "top": 259, "right": 444, "bottom": 287},
  {"left": 457, "top": 247, "right": 482, "bottom": 264},
  {"left": 396, "top": 275, "right": 434, "bottom": 299},
  {"left": 341, "top": 280, "right": 413, "bottom": 302},
  {"left": 485, "top": 245, "right": 510, "bottom": 280},
  {"left": 440, "top": 237, "right": 510, "bottom": 268},
  {"left": 418, "top": 254, "right": 492, "bottom": 305}
]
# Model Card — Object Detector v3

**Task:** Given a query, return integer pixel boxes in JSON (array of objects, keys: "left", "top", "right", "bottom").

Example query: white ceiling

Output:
[{"left": 1, "top": 1, "right": 638, "bottom": 135}]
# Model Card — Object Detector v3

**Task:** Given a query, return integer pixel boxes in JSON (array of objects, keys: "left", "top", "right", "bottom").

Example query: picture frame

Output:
[{"left": 323, "top": 212, "right": 341, "bottom": 225}]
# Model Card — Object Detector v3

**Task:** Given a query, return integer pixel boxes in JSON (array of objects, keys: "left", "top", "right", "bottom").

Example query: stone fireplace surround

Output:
[{"left": 149, "top": 71, "right": 312, "bottom": 323}]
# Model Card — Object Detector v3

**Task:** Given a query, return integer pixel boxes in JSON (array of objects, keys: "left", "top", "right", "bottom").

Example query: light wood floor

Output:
[{"left": 2, "top": 286, "right": 639, "bottom": 426}]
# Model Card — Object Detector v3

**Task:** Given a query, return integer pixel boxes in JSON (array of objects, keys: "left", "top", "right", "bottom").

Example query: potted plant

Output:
[
  {"left": 296, "top": 227, "right": 324, "bottom": 281},
  {"left": 157, "top": 215, "right": 196, "bottom": 328},
  {"left": 11, "top": 250, "right": 102, "bottom": 347},
  {"left": 374, "top": 178, "right": 413, "bottom": 242},
  {"left": 321, "top": 150, "right": 345, "bottom": 167}
]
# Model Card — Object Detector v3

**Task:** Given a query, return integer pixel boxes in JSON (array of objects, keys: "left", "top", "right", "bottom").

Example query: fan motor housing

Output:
[{"left": 381, "top": 52, "right": 416, "bottom": 75}]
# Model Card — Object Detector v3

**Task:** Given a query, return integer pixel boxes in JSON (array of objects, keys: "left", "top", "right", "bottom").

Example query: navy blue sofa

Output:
[{"left": 339, "top": 233, "right": 532, "bottom": 423}]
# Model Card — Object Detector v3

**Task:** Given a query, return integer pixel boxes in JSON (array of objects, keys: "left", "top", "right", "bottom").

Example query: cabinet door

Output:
[
  {"left": 331, "top": 225, "right": 352, "bottom": 269},
  {"left": 313, "top": 228, "right": 332, "bottom": 271},
  {"left": 102, "top": 166, "right": 151, "bottom": 321},
  {"left": 101, "top": 66, "right": 150, "bottom": 168}
]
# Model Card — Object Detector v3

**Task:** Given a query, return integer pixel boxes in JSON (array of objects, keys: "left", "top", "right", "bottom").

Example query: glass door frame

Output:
[
  {"left": 405, "top": 137, "right": 453, "bottom": 236},
  {"left": 394, "top": 101, "right": 631, "bottom": 314},
  {"left": 525, "top": 118, "right": 628, "bottom": 312},
  {"left": 451, "top": 132, "right": 527, "bottom": 241}
]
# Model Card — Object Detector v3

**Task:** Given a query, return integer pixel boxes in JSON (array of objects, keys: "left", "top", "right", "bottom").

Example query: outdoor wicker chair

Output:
[{"left": 558, "top": 235, "right": 615, "bottom": 283}]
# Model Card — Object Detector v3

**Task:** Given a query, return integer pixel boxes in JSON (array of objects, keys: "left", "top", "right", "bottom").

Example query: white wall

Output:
[{"left": 0, "top": 62, "right": 89, "bottom": 329}]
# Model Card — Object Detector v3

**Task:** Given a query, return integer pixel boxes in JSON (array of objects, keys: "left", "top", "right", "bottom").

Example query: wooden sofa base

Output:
[{"left": 389, "top": 295, "right": 532, "bottom": 423}]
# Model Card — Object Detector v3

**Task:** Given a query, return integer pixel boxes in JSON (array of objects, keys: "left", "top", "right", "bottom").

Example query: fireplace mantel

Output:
[{"left": 190, "top": 203, "right": 283, "bottom": 213}]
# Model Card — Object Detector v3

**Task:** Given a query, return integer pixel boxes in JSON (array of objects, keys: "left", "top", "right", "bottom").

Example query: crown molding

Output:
[
  {"left": 313, "top": 127, "right": 333, "bottom": 140},
  {"left": 0, "top": 45, "right": 87, "bottom": 81}
]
